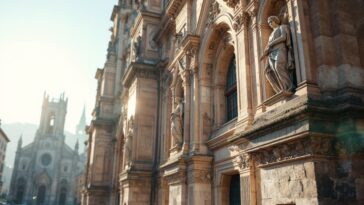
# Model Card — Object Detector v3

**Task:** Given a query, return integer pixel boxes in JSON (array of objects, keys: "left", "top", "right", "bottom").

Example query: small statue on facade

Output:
[
  {"left": 262, "top": 16, "right": 295, "bottom": 94},
  {"left": 124, "top": 116, "right": 134, "bottom": 170},
  {"left": 171, "top": 97, "right": 183, "bottom": 148},
  {"left": 133, "top": 35, "right": 142, "bottom": 62}
]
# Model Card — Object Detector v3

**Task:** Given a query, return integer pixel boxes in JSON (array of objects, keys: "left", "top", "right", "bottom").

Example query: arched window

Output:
[{"left": 225, "top": 56, "right": 238, "bottom": 121}]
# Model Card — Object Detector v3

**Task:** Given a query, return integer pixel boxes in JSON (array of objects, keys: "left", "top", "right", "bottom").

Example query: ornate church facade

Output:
[
  {"left": 83, "top": 0, "right": 364, "bottom": 205},
  {"left": 9, "top": 94, "right": 84, "bottom": 205}
]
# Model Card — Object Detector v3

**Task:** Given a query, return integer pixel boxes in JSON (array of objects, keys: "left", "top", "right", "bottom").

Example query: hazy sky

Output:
[{"left": 0, "top": 0, "right": 116, "bottom": 133}]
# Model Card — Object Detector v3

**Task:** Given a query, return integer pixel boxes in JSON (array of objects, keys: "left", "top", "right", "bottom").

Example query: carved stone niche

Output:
[{"left": 228, "top": 145, "right": 251, "bottom": 172}]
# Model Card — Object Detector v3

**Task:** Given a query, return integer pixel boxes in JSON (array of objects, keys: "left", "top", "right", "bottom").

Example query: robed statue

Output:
[
  {"left": 171, "top": 97, "right": 183, "bottom": 147},
  {"left": 262, "top": 16, "right": 295, "bottom": 94}
]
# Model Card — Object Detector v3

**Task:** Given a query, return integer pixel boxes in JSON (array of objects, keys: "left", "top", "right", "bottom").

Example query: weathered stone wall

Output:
[{"left": 258, "top": 161, "right": 318, "bottom": 205}]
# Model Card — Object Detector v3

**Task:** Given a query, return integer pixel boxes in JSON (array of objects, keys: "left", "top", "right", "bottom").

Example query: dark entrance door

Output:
[
  {"left": 16, "top": 186, "right": 24, "bottom": 203},
  {"left": 37, "top": 185, "right": 46, "bottom": 205},
  {"left": 229, "top": 174, "right": 241, "bottom": 205},
  {"left": 58, "top": 188, "right": 67, "bottom": 205}
]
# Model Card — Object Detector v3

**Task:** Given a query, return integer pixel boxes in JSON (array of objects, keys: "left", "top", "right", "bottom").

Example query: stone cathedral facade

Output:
[
  {"left": 83, "top": 0, "right": 364, "bottom": 205},
  {"left": 9, "top": 94, "right": 84, "bottom": 205}
]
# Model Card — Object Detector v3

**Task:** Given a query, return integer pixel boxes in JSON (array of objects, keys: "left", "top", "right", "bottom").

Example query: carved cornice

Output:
[
  {"left": 122, "top": 62, "right": 158, "bottom": 88},
  {"left": 168, "top": 35, "right": 200, "bottom": 73},
  {"left": 165, "top": 0, "right": 186, "bottom": 18},
  {"left": 155, "top": 14, "right": 176, "bottom": 42},
  {"left": 253, "top": 136, "right": 334, "bottom": 166}
]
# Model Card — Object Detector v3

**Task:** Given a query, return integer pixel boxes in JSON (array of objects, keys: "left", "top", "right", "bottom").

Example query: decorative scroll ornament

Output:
[
  {"left": 233, "top": 153, "right": 250, "bottom": 171},
  {"left": 228, "top": 145, "right": 250, "bottom": 171}
]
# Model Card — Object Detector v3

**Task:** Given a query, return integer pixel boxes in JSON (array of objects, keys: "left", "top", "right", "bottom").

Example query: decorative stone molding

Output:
[
  {"left": 165, "top": 0, "right": 184, "bottom": 18},
  {"left": 164, "top": 170, "right": 187, "bottom": 185},
  {"left": 233, "top": 153, "right": 250, "bottom": 171},
  {"left": 122, "top": 63, "right": 158, "bottom": 87},
  {"left": 186, "top": 46, "right": 199, "bottom": 72},
  {"left": 207, "top": 0, "right": 220, "bottom": 27},
  {"left": 188, "top": 170, "right": 211, "bottom": 184},
  {"left": 233, "top": 11, "right": 249, "bottom": 32},
  {"left": 253, "top": 136, "right": 334, "bottom": 166},
  {"left": 245, "top": 0, "right": 259, "bottom": 17},
  {"left": 228, "top": 145, "right": 250, "bottom": 172}
]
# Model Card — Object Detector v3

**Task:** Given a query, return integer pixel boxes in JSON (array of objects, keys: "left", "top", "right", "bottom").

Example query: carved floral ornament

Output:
[{"left": 207, "top": 0, "right": 221, "bottom": 26}]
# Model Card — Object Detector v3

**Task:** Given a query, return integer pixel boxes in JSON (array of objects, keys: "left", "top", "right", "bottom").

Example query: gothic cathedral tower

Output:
[{"left": 9, "top": 93, "right": 83, "bottom": 205}]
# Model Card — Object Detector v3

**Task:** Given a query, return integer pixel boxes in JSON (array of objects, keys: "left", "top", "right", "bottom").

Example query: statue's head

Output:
[{"left": 267, "top": 16, "right": 280, "bottom": 29}]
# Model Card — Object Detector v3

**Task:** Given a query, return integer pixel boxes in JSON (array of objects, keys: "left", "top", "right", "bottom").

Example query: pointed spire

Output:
[
  {"left": 17, "top": 134, "right": 23, "bottom": 150},
  {"left": 74, "top": 140, "right": 79, "bottom": 153},
  {"left": 76, "top": 105, "right": 87, "bottom": 135}
]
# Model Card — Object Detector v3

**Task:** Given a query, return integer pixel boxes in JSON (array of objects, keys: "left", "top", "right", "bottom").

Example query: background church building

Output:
[
  {"left": 82, "top": 0, "right": 364, "bottom": 205},
  {"left": 9, "top": 94, "right": 84, "bottom": 205}
]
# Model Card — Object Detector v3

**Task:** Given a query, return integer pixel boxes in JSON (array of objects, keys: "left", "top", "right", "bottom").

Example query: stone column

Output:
[
  {"left": 234, "top": 11, "right": 254, "bottom": 129},
  {"left": 229, "top": 146, "right": 255, "bottom": 205},
  {"left": 187, "top": 156, "right": 213, "bottom": 205},
  {"left": 181, "top": 67, "right": 192, "bottom": 154},
  {"left": 249, "top": 8, "right": 265, "bottom": 109}
]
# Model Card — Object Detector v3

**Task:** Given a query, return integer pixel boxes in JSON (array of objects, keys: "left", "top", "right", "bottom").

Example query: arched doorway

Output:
[
  {"left": 37, "top": 185, "right": 46, "bottom": 205},
  {"left": 16, "top": 185, "right": 25, "bottom": 203},
  {"left": 15, "top": 177, "right": 26, "bottom": 203},
  {"left": 58, "top": 187, "right": 67, "bottom": 205},
  {"left": 229, "top": 174, "right": 241, "bottom": 205}
]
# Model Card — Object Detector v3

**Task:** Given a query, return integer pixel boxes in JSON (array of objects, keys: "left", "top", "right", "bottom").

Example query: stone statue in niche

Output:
[
  {"left": 133, "top": 35, "right": 142, "bottom": 62},
  {"left": 124, "top": 116, "right": 134, "bottom": 170},
  {"left": 171, "top": 97, "right": 183, "bottom": 147},
  {"left": 262, "top": 16, "right": 295, "bottom": 94}
]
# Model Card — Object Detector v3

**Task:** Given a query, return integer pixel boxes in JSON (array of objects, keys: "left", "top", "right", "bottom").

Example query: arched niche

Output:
[
  {"left": 199, "top": 20, "right": 238, "bottom": 132},
  {"left": 168, "top": 66, "right": 185, "bottom": 152}
]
